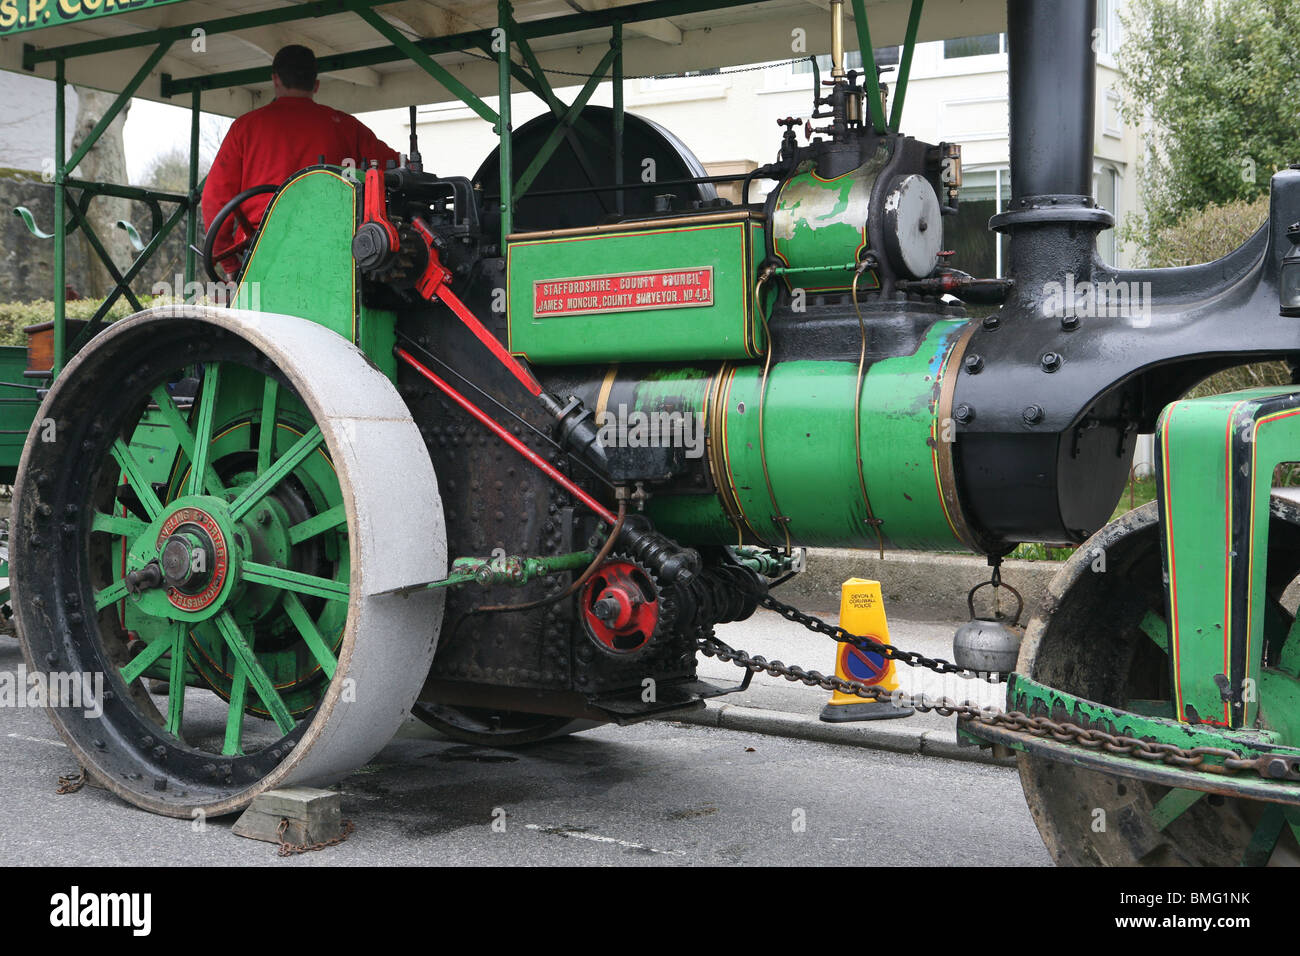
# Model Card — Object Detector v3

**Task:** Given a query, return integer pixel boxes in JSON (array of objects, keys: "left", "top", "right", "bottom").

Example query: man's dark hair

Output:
[{"left": 272, "top": 45, "right": 317, "bottom": 91}]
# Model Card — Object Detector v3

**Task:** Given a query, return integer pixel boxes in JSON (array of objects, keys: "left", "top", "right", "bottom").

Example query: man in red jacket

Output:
[{"left": 202, "top": 45, "right": 400, "bottom": 273}]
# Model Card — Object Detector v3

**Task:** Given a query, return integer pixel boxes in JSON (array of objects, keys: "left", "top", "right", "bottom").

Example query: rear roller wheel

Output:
[
  {"left": 12, "top": 305, "right": 445, "bottom": 817},
  {"left": 1017, "top": 499, "right": 1300, "bottom": 865},
  {"left": 411, "top": 703, "right": 598, "bottom": 747}
]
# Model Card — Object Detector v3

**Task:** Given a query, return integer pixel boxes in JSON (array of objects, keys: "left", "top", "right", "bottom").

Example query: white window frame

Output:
[
  {"left": 931, "top": 33, "right": 1007, "bottom": 77},
  {"left": 937, "top": 95, "right": 1009, "bottom": 142},
  {"left": 1093, "top": 162, "right": 1122, "bottom": 265},
  {"left": 1095, "top": 0, "right": 1122, "bottom": 68},
  {"left": 635, "top": 68, "right": 729, "bottom": 105},
  {"left": 1103, "top": 88, "right": 1124, "bottom": 138},
  {"left": 957, "top": 165, "right": 1011, "bottom": 277},
  {"left": 762, "top": 51, "right": 876, "bottom": 93}
]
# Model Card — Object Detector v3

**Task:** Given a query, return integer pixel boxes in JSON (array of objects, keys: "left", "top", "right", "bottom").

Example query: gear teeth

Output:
[{"left": 580, "top": 552, "right": 676, "bottom": 654}]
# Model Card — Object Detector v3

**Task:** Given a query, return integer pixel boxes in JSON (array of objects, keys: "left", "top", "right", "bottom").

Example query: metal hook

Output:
[
  {"left": 12, "top": 206, "right": 53, "bottom": 240},
  {"left": 967, "top": 578, "right": 1024, "bottom": 625}
]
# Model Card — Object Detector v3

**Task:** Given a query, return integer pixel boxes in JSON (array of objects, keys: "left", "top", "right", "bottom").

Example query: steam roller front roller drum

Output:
[
  {"left": 11, "top": 305, "right": 446, "bottom": 818},
  {"left": 1016, "top": 499, "right": 1300, "bottom": 865}
]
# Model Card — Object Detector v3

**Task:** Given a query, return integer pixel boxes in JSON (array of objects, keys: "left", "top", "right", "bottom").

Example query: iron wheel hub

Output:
[{"left": 158, "top": 510, "right": 225, "bottom": 606}]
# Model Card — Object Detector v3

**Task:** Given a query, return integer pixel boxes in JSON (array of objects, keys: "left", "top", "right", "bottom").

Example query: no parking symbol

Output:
[{"left": 839, "top": 641, "right": 888, "bottom": 686}]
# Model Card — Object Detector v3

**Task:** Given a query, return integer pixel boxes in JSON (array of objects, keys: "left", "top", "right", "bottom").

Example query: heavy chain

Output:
[
  {"left": 55, "top": 769, "right": 86, "bottom": 794},
  {"left": 698, "top": 632, "right": 994, "bottom": 716},
  {"left": 276, "top": 817, "right": 356, "bottom": 857},
  {"left": 704, "top": 596, "right": 1285, "bottom": 781},
  {"left": 759, "top": 592, "right": 995, "bottom": 680}
]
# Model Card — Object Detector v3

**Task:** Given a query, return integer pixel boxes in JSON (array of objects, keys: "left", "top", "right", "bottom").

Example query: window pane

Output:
[
  {"left": 1097, "top": 168, "right": 1119, "bottom": 265},
  {"left": 1096, "top": 0, "right": 1111, "bottom": 54},
  {"left": 947, "top": 172, "right": 1009, "bottom": 277},
  {"left": 1100, "top": 168, "right": 1118, "bottom": 213},
  {"left": 943, "top": 34, "right": 1001, "bottom": 59},
  {"left": 947, "top": 198, "right": 996, "bottom": 277},
  {"left": 651, "top": 67, "right": 720, "bottom": 79}
]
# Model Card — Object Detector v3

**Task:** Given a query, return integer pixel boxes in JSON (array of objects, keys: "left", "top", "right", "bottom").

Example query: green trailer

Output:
[{"left": 0, "top": 344, "right": 37, "bottom": 483}]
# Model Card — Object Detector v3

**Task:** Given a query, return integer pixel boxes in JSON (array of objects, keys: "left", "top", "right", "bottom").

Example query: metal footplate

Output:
[
  {"left": 961, "top": 674, "right": 1300, "bottom": 805},
  {"left": 591, "top": 678, "right": 743, "bottom": 723}
]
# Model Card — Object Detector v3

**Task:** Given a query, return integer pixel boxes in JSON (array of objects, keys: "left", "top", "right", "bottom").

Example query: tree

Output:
[
  {"left": 72, "top": 87, "right": 133, "bottom": 298},
  {"left": 1148, "top": 196, "right": 1291, "bottom": 398},
  {"left": 142, "top": 147, "right": 211, "bottom": 194},
  {"left": 1118, "top": 0, "right": 1300, "bottom": 253}
]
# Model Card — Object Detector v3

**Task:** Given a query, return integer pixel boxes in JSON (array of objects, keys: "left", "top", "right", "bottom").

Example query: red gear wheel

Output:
[{"left": 580, "top": 559, "right": 662, "bottom": 654}]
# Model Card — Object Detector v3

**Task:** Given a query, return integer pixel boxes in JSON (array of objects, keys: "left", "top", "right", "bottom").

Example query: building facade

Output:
[{"left": 364, "top": 1, "right": 1139, "bottom": 271}]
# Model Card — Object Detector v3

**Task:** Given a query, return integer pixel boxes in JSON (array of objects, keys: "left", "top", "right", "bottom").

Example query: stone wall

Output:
[{"left": 0, "top": 169, "right": 89, "bottom": 301}]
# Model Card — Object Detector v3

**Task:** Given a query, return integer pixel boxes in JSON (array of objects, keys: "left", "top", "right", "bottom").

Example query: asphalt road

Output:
[{"left": 0, "top": 620, "right": 1048, "bottom": 867}]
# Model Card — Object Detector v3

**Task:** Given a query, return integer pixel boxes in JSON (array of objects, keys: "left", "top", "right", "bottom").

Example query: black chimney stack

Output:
[
  {"left": 991, "top": 0, "right": 1112, "bottom": 287},
  {"left": 1008, "top": 0, "right": 1095, "bottom": 199}
]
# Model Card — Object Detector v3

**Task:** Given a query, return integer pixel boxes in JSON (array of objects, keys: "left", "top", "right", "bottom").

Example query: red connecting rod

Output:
[
  {"left": 395, "top": 347, "right": 617, "bottom": 525},
  {"left": 410, "top": 217, "right": 546, "bottom": 399}
]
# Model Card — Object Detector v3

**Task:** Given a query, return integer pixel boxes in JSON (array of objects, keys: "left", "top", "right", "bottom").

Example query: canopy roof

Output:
[{"left": 0, "top": 0, "right": 1003, "bottom": 117}]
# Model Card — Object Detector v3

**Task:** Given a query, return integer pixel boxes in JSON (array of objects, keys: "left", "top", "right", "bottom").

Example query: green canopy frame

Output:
[{"left": 9, "top": 0, "right": 929, "bottom": 375}]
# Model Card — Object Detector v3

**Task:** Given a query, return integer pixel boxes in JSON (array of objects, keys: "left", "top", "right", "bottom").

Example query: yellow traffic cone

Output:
[{"left": 819, "top": 578, "right": 914, "bottom": 722}]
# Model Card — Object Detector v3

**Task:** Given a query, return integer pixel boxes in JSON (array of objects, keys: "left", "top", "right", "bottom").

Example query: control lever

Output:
[
  {"left": 351, "top": 164, "right": 401, "bottom": 273},
  {"left": 407, "top": 104, "right": 423, "bottom": 174}
]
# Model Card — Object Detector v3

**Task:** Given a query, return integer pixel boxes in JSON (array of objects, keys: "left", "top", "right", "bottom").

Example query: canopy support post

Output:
[
  {"left": 513, "top": 44, "right": 616, "bottom": 201},
  {"left": 613, "top": 22, "right": 624, "bottom": 216},
  {"left": 498, "top": 0, "right": 513, "bottom": 245},
  {"left": 847, "top": 0, "right": 887, "bottom": 134},
  {"left": 888, "top": 0, "right": 924, "bottom": 130},
  {"left": 185, "top": 88, "right": 201, "bottom": 288},
  {"left": 53, "top": 58, "right": 66, "bottom": 376}
]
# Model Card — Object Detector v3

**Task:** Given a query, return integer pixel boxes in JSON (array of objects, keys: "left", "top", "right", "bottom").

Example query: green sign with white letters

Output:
[{"left": 0, "top": 0, "right": 187, "bottom": 37}]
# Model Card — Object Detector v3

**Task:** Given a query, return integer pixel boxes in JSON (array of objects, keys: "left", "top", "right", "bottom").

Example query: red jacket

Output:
[{"left": 202, "top": 96, "right": 400, "bottom": 266}]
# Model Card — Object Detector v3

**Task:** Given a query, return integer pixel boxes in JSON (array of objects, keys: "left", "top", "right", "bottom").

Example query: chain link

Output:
[
  {"left": 759, "top": 592, "right": 998, "bottom": 681},
  {"left": 275, "top": 817, "right": 356, "bottom": 857},
  {"left": 55, "top": 769, "right": 86, "bottom": 794},
  {"left": 707, "top": 595, "right": 1293, "bottom": 782}
]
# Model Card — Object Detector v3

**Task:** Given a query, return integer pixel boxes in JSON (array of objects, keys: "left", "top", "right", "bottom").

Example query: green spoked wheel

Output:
[
  {"left": 12, "top": 306, "right": 446, "bottom": 817},
  {"left": 1016, "top": 499, "right": 1300, "bottom": 866},
  {"left": 148, "top": 371, "right": 352, "bottom": 722}
]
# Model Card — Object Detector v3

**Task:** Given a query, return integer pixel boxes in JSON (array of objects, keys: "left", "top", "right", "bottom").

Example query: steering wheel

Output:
[{"left": 202, "top": 184, "right": 278, "bottom": 282}]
